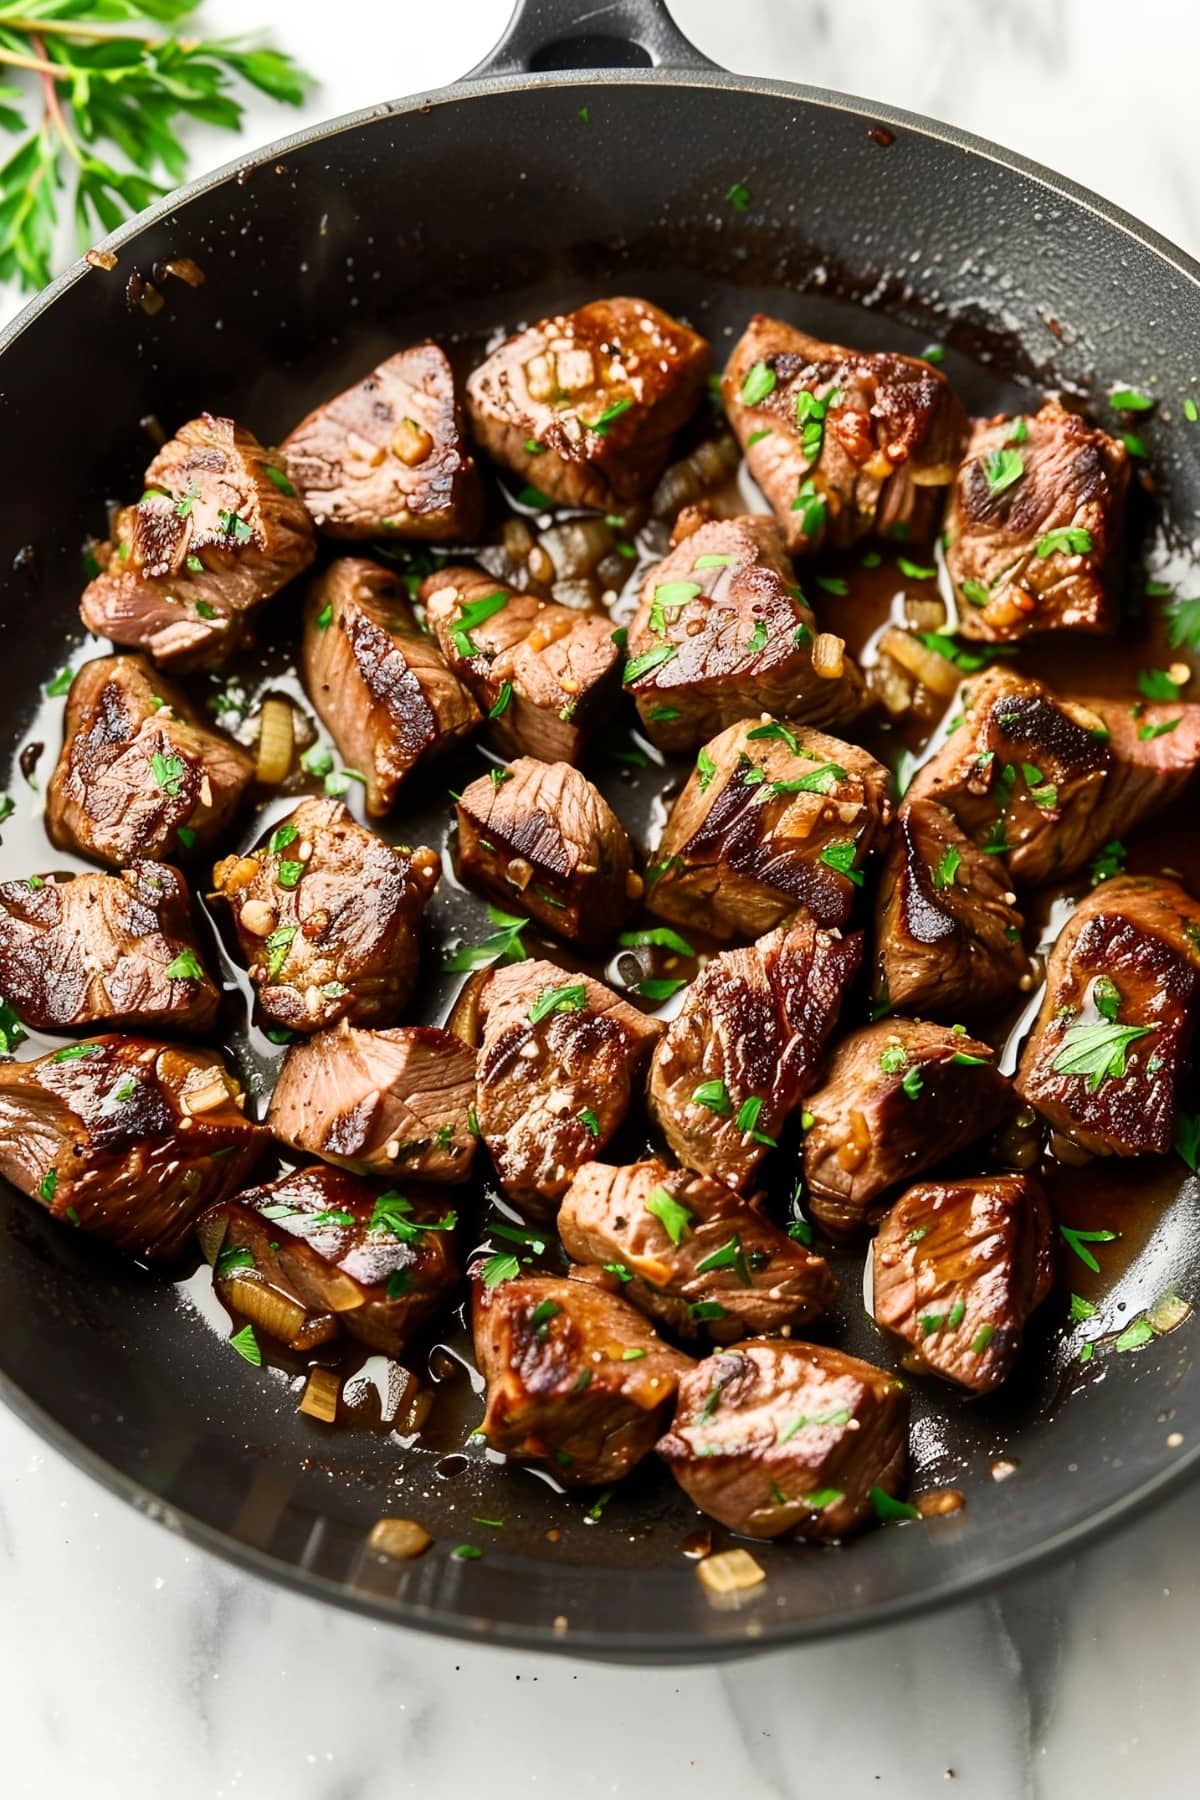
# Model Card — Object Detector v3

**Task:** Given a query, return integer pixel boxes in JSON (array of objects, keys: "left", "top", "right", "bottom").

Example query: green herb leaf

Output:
[
  {"left": 1175, "top": 1109, "right": 1200, "bottom": 1173},
  {"left": 229, "top": 1324, "right": 262, "bottom": 1367},
  {"left": 263, "top": 926, "right": 297, "bottom": 981},
  {"left": 165, "top": 949, "right": 204, "bottom": 982},
  {"left": 726, "top": 180, "right": 751, "bottom": 211},
  {"left": 617, "top": 926, "right": 694, "bottom": 956},
  {"left": 1110, "top": 388, "right": 1154, "bottom": 412},
  {"left": 635, "top": 976, "right": 687, "bottom": 1002},
  {"left": 644, "top": 1185, "right": 693, "bottom": 1245},
  {"left": 1036, "top": 527, "right": 1093, "bottom": 558},
  {"left": 1122, "top": 432, "right": 1148, "bottom": 459},
  {"left": 900, "top": 1064, "right": 924, "bottom": 1101},
  {"left": 931, "top": 845, "right": 961, "bottom": 891},
  {"left": 578, "top": 1107, "right": 600, "bottom": 1138},
  {"left": 1138, "top": 668, "right": 1183, "bottom": 701},
  {"left": 527, "top": 982, "right": 587, "bottom": 1025},
  {"left": 624, "top": 644, "right": 678, "bottom": 685},
  {"left": 1051, "top": 1019, "right": 1152, "bottom": 1090},
  {"left": 1060, "top": 1224, "right": 1118, "bottom": 1274},
  {"left": 691, "top": 1079, "right": 732, "bottom": 1117},
  {"left": 818, "top": 840, "right": 863, "bottom": 885},
  {"left": 150, "top": 751, "right": 185, "bottom": 797},
  {"left": 1088, "top": 839, "right": 1126, "bottom": 886},
  {"left": 870, "top": 1486, "right": 921, "bottom": 1522},
  {"left": 983, "top": 447, "right": 1024, "bottom": 494},
  {"left": 745, "top": 620, "right": 768, "bottom": 654},
  {"left": 961, "top": 578, "right": 991, "bottom": 607},
  {"left": 487, "top": 681, "right": 514, "bottom": 719},
  {"left": 479, "top": 1252, "right": 521, "bottom": 1289},
  {"left": 695, "top": 1232, "right": 752, "bottom": 1285},
  {"left": 1070, "top": 1293, "right": 1098, "bottom": 1323},
  {"left": 740, "top": 361, "right": 776, "bottom": 405},
  {"left": 591, "top": 397, "right": 633, "bottom": 436},
  {"left": 897, "top": 557, "right": 937, "bottom": 581}
]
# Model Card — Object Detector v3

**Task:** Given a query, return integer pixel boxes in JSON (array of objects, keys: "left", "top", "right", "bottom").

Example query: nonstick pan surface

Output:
[{"left": 1, "top": 0, "right": 1199, "bottom": 1661}]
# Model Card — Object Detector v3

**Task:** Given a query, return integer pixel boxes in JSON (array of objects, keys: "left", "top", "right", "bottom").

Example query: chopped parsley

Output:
[
  {"left": 696, "top": 745, "right": 717, "bottom": 791},
  {"left": 591, "top": 397, "right": 633, "bottom": 436},
  {"left": 150, "top": 751, "right": 185, "bottom": 797},
  {"left": 623, "top": 644, "right": 677, "bottom": 685},
  {"left": 451, "top": 590, "right": 509, "bottom": 660},
  {"left": 691, "top": 1078, "right": 732, "bottom": 1117},
  {"left": 931, "top": 845, "right": 961, "bottom": 891},
  {"left": 1088, "top": 839, "right": 1126, "bottom": 885},
  {"left": 790, "top": 478, "right": 826, "bottom": 537},
  {"left": 644, "top": 1186, "right": 693, "bottom": 1245},
  {"left": 1036, "top": 526, "right": 1093, "bottom": 558},
  {"left": 983, "top": 446, "right": 1024, "bottom": 494},
  {"left": 818, "top": 840, "right": 863, "bottom": 885},
  {"left": 617, "top": 926, "right": 694, "bottom": 956},
  {"left": 726, "top": 180, "right": 751, "bottom": 211},
  {"left": 740, "top": 360, "right": 776, "bottom": 405},
  {"left": 1059, "top": 1224, "right": 1118, "bottom": 1273},
  {"left": 635, "top": 976, "right": 687, "bottom": 1002},
  {"left": 263, "top": 925, "right": 297, "bottom": 981},
  {"left": 1051, "top": 1019, "right": 1152, "bottom": 1090},
  {"left": 527, "top": 982, "right": 587, "bottom": 1025},
  {"left": 695, "top": 1233, "right": 752, "bottom": 1286},
  {"left": 165, "top": 949, "right": 204, "bottom": 982},
  {"left": 229, "top": 1324, "right": 261, "bottom": 1366}
]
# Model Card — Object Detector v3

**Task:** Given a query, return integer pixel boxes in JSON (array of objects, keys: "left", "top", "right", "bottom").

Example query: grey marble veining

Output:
[{"left": 2, "top": 2, "right": 1200, "bottom": 1795}]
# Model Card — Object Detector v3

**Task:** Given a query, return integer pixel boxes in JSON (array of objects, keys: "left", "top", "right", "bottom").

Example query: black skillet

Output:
[{"left": 1, "top": 0, "right": 1199, "bottom": 1664}]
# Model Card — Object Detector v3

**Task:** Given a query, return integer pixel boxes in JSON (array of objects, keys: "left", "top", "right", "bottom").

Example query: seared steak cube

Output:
[
  {"left": 454, "top": 758, "right": 637, "bottom": 948},
  {"left": 301, "top": 557, "right": 480, "bottom": 817},
  {"left": 472, "top": 1271, "right": 692, "bottom": 1486},
  {"left": 657, "top": 1342, "right": 909, "bottom": 1540},
  {"left": 648, "top": 920, "right": 860, "bottom": 1192},
  {"left": 0, "top": 862, "right": 219, "bottom": 1036},
  {"left": 47, "top": 655, "right": 254, "bottom": 868},
  {"left": 559, "top": 1158, "right": 838, "bottom": 1344},
  {"left": 267, "top": 1021, "right": 477, "bottom": 1182},
  {"left": 475, "top": 960, "right": 662, "bottom": 1211},
  {"left": 197, "top": 1164, "right": 459, "bottom": 1357},
  {"left": 424, "top": 565, "right": 620, "bottom": 763},
  {"left": 910, "top": 668, "right": 1200, "bottom": 883},
  {"left": 280, "top": 342, "right": 482, "bottom": 540},
  {"left": 80, "top": 414, "right": 315, "bottom": 670},
  {"left": 803, "top": 1020, "right": 1013, "bottom": 1239},
  {"left": 722, "top": 315, "right": 966, "bottom": 555},
  {"left": 0, "top": 1035, "right": 262, "bottom": 1260},
  {"left": 647, "top": 715, "right": 891, "bottom": 940},
  {"left": 624, "top": 513, "right": 865, "bottom": 753},
  {"left": 946, "top": 403, "right": 1130, "bottom": 640},
  {"left": 875, "top": 798, "right": 1027, "bottom": 1018},
  {"left": 212, "top": 797, "right": 440, "bottom": 1034},
  {"left": 465, "top": 296, "right": 710, "bottom": 511},
  {"left": 872, "top": 1175, "right": 1053, "bottom": 1393},
  {"left": 1015, "top": 875, "right": 1200, "bottom": 1157}
]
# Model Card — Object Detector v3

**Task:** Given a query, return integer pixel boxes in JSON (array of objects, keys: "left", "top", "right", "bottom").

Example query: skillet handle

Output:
[{"left": 469, "top": 0, "right": 719, "bottom": 76}]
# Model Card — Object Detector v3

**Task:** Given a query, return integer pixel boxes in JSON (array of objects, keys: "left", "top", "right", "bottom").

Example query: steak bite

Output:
[
  {"left": 648, "top": 920, "right": 861, "bottom": 1192},
  {"left": 280, "top": 343, "right": 482, "bottom": 540},
  {"left": 1015, "top": 875, "right": 1200, "bottom": 1158},
  {"left": 465, "top": 296, "right": 711, "bottom": 511},
  {"left": 301, "top": 557, "right": 480, "bottom": 818},
  {"left": 212, "top": 798, "right": 440, "bottom": 1034},
  {"left": 475, "top": 960, "right": 662, "bottom": 1212},
  {"left": 472, "top": 1272, "right": 692, "bottom": 1486},
  {"left": 46, "top": 655, "right": 254, "bottom": 868},
  {"left": 657, "top": 1341, "right": 909, "bottom": 1541},
  {"left": 910, "top": 668, "right": 1200, "bottom": 883},
  {"left": 267, "top": 1021, "right": 477, "bottom": 1182},
  {"left": 197, "top": 1164, "right": 459, "bottom": 1357},
  {"left": 872, "top": 1174, "right": 1053, "bottom": 1393},
  {"left": 454, "top": 758, "right": 637, "bottom": 947},
  {"left": 0, "top": 862, "right": 219, "bottom": 1036},
  {"left": 0, "top": 1036, "right": 261, "bottom": 1260},
  {"left": 803, "top": 1020, "right": 1013, "bottom": 1240},
  {"left": 875, "top": 798, "right": 1027, "bottom": 1018},
  {"left": 423, "top": 565, "right": 619, "bottom": 763},
  {"left": 946, "top": 403, "right": 1130, "bottom": 641},
  {"left": 80, "top": 414, "right": 315, "bottom": 670},
  {"left": 559, "top": 1158, "right": 838, "bottom": 1344},
  {"left": 625, "top": 514, "right": 866, "bottom": 753},
  {"left": 647, "top": 715, "right": 891, "bottom": 940},
  {"left": 722, "top": 315, "right": 966, "bottom": 555}
]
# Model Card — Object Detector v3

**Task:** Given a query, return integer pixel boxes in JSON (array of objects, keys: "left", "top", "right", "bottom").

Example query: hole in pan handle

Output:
[{"left": 468, "top": 0, "right": 721, "bottom": 77}]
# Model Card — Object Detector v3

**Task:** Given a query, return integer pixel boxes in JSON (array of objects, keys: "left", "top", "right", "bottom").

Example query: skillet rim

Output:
[{"left": 2, "top": 64, "right": 1199, "bottom": 1660}]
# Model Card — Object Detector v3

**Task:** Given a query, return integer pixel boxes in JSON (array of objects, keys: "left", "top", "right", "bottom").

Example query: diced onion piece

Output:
[
  {"left": 86, "top": 247, "right": 118, "bottom": 272},
  {"left": 880, "top": 626, "right": 959, "bottom": 698},
  {"left": 368, "top": 1517, "right": 432, "bottom": 1560},
  {"left": 256, "top": 697, "right": 295, "bottom": 784},
  {"left": 916, "top": 1488, "right": 966, "bottom": 1517},
  {"left": 220, "top": 1272, "right": 308, "bottom": 1344},
  {"left": 502, "top": 518, "right": 533, "bottom": 560},
  {"left": 299, "top": 1367, "right": 341, "bottom": 1422},
  {"left": 160, "top": 257, "right": 205, "bottom": 287},
  {"left": 181, "top": 1078, "right": 232, "bottom": 1116},
  {"left": 903, "top": 596, "right": 947, "bottom": 631},
  {"left": 1148, "top": 1292, "right": 1192, "bottom": 1335},
  {"left": 697, "top": 1548, "right": 766, "bottom": 1595},
  {"left": 811, "top": 632, "right": 846, "bottom": 680}
]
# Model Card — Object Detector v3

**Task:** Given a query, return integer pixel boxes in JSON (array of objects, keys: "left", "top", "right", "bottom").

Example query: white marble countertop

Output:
[{"left": 3, "top": 3, "right": 1200, "bottom": 1794}]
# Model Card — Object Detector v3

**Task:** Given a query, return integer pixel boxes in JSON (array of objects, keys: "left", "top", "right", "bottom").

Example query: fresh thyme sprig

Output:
[{"left": 0, "top": 2, "right": 312, "bottom": 292}]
